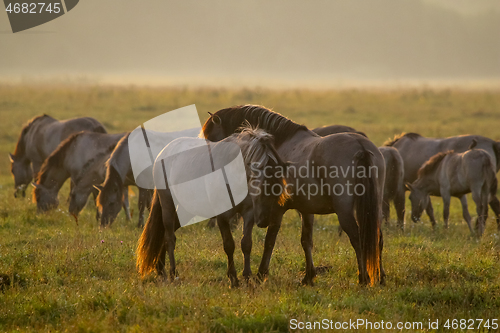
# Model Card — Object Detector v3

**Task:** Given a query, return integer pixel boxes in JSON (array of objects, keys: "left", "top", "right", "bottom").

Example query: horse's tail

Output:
[
  {"left": 493, "top": 141, "right": 500, "bottom": 172},
  {"left": 136, "top": 190, "right": 165, "bottom": 277},
  {"left": 354, "top": 145, "right": 381, "bottom": 286}
]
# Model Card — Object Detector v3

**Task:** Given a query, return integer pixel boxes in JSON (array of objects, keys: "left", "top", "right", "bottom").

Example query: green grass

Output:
[{"left": 0, "top": 85, "right": 500, "bottom": 332}]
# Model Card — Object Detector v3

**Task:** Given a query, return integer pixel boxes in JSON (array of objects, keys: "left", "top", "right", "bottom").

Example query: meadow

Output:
[{"left": 0, "top": 85, "right": 500, "bottom": 332}]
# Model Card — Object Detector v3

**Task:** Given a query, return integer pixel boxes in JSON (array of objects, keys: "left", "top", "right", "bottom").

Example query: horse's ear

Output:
[
  {"left": 31, "top": 182, "right": 40, "bottom": 189},
  {"left": 8, "top": 153, "right": 14, "bottom": 163},
  {"left": 468, "top": 139, "right": 477, "bottom": 150},
  {"left": 211, "top": 115, "right": 222, "bottom": 125},
  {"left": 405, "top": 182, "right": 413, "bottom": 191},
  {"left": 93, "top": 184, "right": 103, "bottom": 192}
]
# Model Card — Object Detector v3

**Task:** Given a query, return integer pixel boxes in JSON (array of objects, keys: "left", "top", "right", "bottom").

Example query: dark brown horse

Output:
[
  {"left": 10, "top": 115, "right": 106, "bottom": 198},
  {"left": 136, "top": 127, "right": 288, "bottom": 287},
  {"left": 32, "top": 132, "right": 125, "bottom": 214},
  {"left": 385, "top": 132, "right": 500, "bottom": 228},
  {"left": 202, "top": 105, "right": 385, "bottom": 286},
  {"left": 407, "top": 143, "right": 497, "bottom": 237},
  {"left": 95, "top": 133, "right": 153, "bottom": 228}
]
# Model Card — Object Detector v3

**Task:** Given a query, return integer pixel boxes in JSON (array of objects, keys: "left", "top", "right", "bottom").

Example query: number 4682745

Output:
[{"left": 5, "top": 3, "right": 62, "bottom": 14}]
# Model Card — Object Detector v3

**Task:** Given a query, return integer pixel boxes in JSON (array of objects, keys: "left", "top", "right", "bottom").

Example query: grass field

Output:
[{"left": 0, "top": 85, "right": 500, "bottom": 332}]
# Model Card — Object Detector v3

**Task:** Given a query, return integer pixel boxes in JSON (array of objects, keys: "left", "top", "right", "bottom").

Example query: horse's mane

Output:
[
  {"left": 417, "top": 150, "right": 454, "bottom": 178},
  {"left": 384, "top": 132, "right": 422, "bottom": 147},
  {"left": 104, "top": 133, "right": 130, "bottom": 180},
  {"left": 237, "top": 126, "right": 290, "bottom": 205},
  {"left": 98, "top": 135, "right": 130, "bottom": 204},
  {"left": 14, "top": 114, "right": 54, "bottom": 156},
  {"left": 36, "top": 131, "right": 83, "bottom": 185},
  {"left": 202, "top": 105, "right": 308, "bottom": 145}
]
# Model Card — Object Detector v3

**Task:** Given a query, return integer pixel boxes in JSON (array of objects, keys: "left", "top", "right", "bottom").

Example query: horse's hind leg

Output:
[
  {"left": 122, "top": 187, "right": 131, "bottom": 221},
  {"left": 472, "top": 188, "right": 486, "bottom": 237},
  {"left": 337, "top": 210, "right": 368, "bottom": 285},
  {"left": 161, "top": 200, "right": 179, "bottom": 281},
  {"left": 241, "top": 210, "right": 255, "bottom": 282},
  {"left": 394, "top": 189, "right": 406, "bottom": 230},
  {"left": 156, "top": 243, "right": 167, "bottom": 279},
  {"left": 300, "top": 213, "right": 316, "bottom": 286},
  {"left": 381, "top": 196, "right": 390, "bottom": 225},
  {"left": 217, "top": 215, "right": 239, "bottom": 288},
  {"left": 488, "top": 195, "right": 500, "bottom": 231},
  {"left": 441, "top": 191, "right": 451, "bottom": 229},
  {"left": 459, "top": 195, "right": 473, "bottom": 235},
  {"left": 137, "top": 188, "right": 149, "bottom": 228},
  {"left": 379, "top": 230, "right": 386, "bottom": 285}
]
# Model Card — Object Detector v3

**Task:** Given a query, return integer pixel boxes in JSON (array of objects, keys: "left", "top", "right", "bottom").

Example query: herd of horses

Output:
[{"left": 9, "top": 106, "right": 500, "bottom": 287}]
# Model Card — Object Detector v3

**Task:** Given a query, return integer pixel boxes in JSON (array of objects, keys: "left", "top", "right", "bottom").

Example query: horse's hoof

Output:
[
  {"left": 300, "top": 277, "right": 314, "bottom": 286},
  {"left": 256, "top": 272, "right": 268, "bottom": 284}
]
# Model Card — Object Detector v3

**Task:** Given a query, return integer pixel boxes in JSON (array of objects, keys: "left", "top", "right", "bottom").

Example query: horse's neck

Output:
[
  {"left": 41, "top": 166, "right": 70, "bottom": 191},
  {"left": 109, "top": 141, "right": 131, "bottom": 182}
]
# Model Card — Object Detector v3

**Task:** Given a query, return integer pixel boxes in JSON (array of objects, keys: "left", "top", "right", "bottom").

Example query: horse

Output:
[
  {"left": 32, "top": 132, "right": 126, "bottom": 216},
  {"left": 202, "top": 105, "right": 385, "bottom": 286},
  {"left": 95, "top": 133, "right": 153, "bottom": 228},
  {"left": 312, "top": 124, "right": 367, "bottom": 138},
  {"left": 312, "top": 126, "right": 405, "bottom": 227},
  {"left": 136, "top": 127, "right": 289, "bottom": 288},
  {"left": 68, "top": 145, "right": 131, "bottom": 223},
  {"left": 9, "top": 115, "right": 106, "bottom": 198},
  {"left": 407, "top": 141, "right": 497, "bottom": 237},
  {"left": 385, "top": 132, "right": 500, "bottom": 228}
]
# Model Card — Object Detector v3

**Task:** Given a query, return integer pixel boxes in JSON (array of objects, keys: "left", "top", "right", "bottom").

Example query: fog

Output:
[{"left": 1, "top": 0, "right": 499, "bottom": 87}]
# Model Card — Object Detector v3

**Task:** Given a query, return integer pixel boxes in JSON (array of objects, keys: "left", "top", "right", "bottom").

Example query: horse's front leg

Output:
[
  {"left": 300, "top": 212, "right": 316, "bottom": 286},
  {"left": 257, "top": 212, "right": 284, "bottom": 282},
  {"left": 91, "top": 187, "right": 101, "bottom": 221},
  {"left": 488, "top": 195, "right": 500, "bottom": 231},
  {"left": 460, "top": 195, "right": 473, "bottom": 234},
  {"left": 241, "top": 210, "right": 255, "bottom": 282},
  {"left": 122, "top": 186, "right": 131, "bottom": 221},
  {"left": 425, "top": 201, "right": 437, "bottom": 227},
  {"left": 216, "top": 214, "right": 239, "bottom": 288}
]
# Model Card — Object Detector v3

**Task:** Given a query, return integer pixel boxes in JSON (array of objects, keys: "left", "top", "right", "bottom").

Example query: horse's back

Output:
[
  {"left": 29, "top": 117, "right": 106, "bottom": 161},
  {"left": 312, "top": 125, "right": 367, "bottom": 138}
]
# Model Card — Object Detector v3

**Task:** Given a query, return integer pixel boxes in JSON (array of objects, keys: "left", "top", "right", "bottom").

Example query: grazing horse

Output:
[
  {"left": 407, "top": 142, "right": 497, "bottom": 237},
  {"left": 136, "top": 127, "right": 289, "bottom": 288},
  {"left": 9, "top": 115, "right": 106, "bottom": 198},
  {"left": 385, "top": 132, "right": 500, "bottom": 228},
  {"left": 312, "top": 126, "right": 405, "bottom": 227},
  {"left": 95, "top": 133, "right": 153, "bottom": 228},
  {"left": 32, "top": 132, "right": 125, "bottom": 215},
  {"left": 202, "top": 105, "right": 385, "bottom": 286},
  {"left": 68, "top": 146, "right": 131, "bottom": 222}
]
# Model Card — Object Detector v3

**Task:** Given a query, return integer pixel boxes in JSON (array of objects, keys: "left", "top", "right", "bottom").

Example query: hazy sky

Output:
[{"left": 1, "top": 0, "right": 499, "bottom": 87}]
